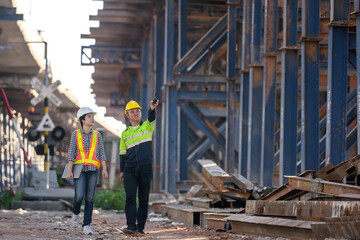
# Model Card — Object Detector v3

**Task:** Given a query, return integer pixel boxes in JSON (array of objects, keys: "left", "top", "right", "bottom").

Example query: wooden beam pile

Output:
[
  {"left": 185, "top": 160, "right": 269, "bottom": 209},
  {"left": 162, "top": 156, "right": 360, "bottom": 239},
  {"left": 223, "top": 155, "right": 360, "bottom": 239}
]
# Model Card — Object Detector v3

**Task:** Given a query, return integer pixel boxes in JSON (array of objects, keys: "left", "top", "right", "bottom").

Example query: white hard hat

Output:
[{"left": 77, "top": 107, "right": 96, "bottom": 119}]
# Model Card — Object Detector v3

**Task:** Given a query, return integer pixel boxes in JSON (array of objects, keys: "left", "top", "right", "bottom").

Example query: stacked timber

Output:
[
  {"left": 185, "top": 159, "right": 268, "bottom": 209},
  {"left": 223, "top": 155, "right": 360, "bottom": 240}
]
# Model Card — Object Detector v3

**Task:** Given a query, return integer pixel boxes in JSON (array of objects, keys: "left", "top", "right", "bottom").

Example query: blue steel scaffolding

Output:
[{"left": 87, "top": 0, "right": 358, "bottom": 193}]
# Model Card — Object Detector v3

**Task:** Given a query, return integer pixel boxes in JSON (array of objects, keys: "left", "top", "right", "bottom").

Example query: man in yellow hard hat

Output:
[{"left": 120, "top": 99, "right": 159, "bottom": 235}]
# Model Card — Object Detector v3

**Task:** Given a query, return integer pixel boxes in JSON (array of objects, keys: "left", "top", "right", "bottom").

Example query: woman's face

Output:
[{"left": 82, "top": 113, "right": 95, "bottom": 127}]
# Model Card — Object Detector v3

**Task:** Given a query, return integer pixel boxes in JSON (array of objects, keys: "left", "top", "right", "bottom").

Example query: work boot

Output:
[
  {"left": 71, "top": 214, "right": 81, "bottom": 227},
  {"left": 137, "top": 229, "right": 145, "bottom": 234},
  {"left": 122, "top": 227, "right": 136, "bottom": 234},
  {"left": 83, "top": 225, "right": 94, "bottom": 234}
]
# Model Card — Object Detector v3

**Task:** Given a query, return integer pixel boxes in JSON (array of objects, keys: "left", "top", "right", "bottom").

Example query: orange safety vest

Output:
[{"left": 74, "top": 130, "right": 101, "bottom": 169}]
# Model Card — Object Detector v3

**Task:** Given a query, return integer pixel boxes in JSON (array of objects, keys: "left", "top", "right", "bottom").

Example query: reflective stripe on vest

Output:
[{"left": 74, "top": 130, "right": 101, "bottom": 169}]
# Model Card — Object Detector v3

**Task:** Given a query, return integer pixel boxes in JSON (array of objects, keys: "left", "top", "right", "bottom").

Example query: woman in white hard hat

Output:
[{"left": 66, "top": 107, "right": 108, "bottom": 235}]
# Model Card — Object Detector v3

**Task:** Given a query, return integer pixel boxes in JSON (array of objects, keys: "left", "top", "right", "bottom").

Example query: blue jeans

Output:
[
  {"left": 73, "top": 170, "right": 98, "bottom": 227},
  {"left": 124, "top": 164, "right": 152, "bottom": 231}
]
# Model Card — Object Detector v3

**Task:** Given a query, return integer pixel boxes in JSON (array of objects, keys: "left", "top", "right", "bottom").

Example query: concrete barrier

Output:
[
  {"left": 11, "top": 200, "right": 69, "bottom": 211},
  {"left": 22, "top": 187, "right": 74, "bottom": 202}
]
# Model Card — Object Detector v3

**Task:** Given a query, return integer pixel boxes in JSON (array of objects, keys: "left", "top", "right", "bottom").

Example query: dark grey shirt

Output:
[{"left": 67, "top": 129, "right": 106, "bottom": 171}]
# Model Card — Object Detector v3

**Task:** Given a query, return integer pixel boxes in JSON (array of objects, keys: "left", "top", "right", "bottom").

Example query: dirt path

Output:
[{"left": 0, "top": 209, "right": 262, "bottom": 240}]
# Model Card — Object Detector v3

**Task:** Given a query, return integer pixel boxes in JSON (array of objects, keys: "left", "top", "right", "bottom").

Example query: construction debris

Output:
[
  {"left": 159, "top": 156, "right": 360, "bottom": 239},
  {"left": 184, "top": 160, "right": 269, "bottom": 209}
]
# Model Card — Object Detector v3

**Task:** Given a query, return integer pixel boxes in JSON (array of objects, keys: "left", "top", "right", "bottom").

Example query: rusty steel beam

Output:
[
  {"left": 261, "top": 170, "right": 314, "bottom": 200},
  {"left": 311, "top": 221, "right": 360, "bottom": 240},
  {"left": 260, "top": 183, "right": 305, "bottom": 201},
  {"left": 225, "top": 214, "right": 316, "bottom": 240},
  {"left": 315, "top": 155, "right": 360, "bottom": 182},
  {"left": 286, "top": 176, "right": 360, "bottom": 196},
  {"left": 246, "top": 200, "right": 360, "bottom": 221}
]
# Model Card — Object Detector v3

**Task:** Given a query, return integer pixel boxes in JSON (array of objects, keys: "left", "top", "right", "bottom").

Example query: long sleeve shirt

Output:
[
  {"left": 120, "top": 108, "right": 156, "bottom": 172},
  {"left": 67, "top": 128, "right": 106, "bottom": 171}
]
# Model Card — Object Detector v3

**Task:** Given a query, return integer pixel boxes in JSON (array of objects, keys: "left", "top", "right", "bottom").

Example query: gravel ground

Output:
[{"left": 0, "top": 209, "right": 288, "bottom": 240}]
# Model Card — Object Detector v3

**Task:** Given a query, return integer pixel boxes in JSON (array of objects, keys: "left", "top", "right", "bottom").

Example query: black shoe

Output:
[
  {"left": 122, "top": 227, "right": 136, "bottom": 234},
  {"left": 137, "top": 229, "right": 145, "bottom": 234}
]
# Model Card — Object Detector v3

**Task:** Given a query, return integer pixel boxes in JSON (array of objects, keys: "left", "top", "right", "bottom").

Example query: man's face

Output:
[
  {"left": 126, "top": 108, "right": 141, "bottom": 121},
  {"left": 83, "top": 113, "right": 95, "bottom": 126}
]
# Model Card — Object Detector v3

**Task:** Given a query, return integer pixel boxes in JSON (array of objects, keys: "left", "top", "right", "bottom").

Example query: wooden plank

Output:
[
  {"left": 207, "top": 218, "right": 226, "bottom": 229},
  {"left": 221, "top": 189, "right": 251, "bottom": 200},
  {"left": 225, "top": 214, "right": 317, "bottom": 240},
  {"left": 162, "top": 204, "right": 241, "bottom": 227},
  {"left": 186, "top": 197, "right": 212, "bottom": 209},
  {"left": 162, "top": 205, "right": 199, "bottom": 226},
  {"left": 201, "top": 212, "right": 233, "bottom": 227},
  {"left": 198, "top": 172, "right": 218, "bottom": 192},
  {"left": 197, "top": 160, "right": 231, "bottom": 191},
  {"left": 245, "top": 200, "right": 360, "bottom": 221},
  {"left": 231, "top": 173, "right": 255, "bottom": 192},
  {"left": 286, "top": 176, "right": 360, "bottom": 196},
  {"left": 311, "top": 221, "right": 360, "bottom": 240},
  {"left": 187, "top": 185, "right": 203, "bottom": 197}
]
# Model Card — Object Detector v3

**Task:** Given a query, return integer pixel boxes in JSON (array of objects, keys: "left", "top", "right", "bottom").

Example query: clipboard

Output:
[{"left": 61, "top": 163, "right": 83, "bottom": 179}]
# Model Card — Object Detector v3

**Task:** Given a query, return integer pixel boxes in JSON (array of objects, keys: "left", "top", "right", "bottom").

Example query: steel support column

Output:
[
  {"left": 325, "top": 0, "right": 349, "bottom": 166},
  {"left": 279, "top": 0, "right": 298, "bottom": 185},
  {"left": 238, "top": 0, "right": 252, "bottom": 176},
  {"left": 153, "top": 14, "right": 164, "bottom": 192},
  {"left": 178, "top": 0, "right": 188, "bottom": 181},
  {"left": 300, "top": 0, "right": 320, "bottom": 172},
  {"left": 164, "top": 0, "right": 177, "bottom": 194},
  {"left": 355, "top": 1, "right": 360, "bottom": 155},
  {"left": 225, "top": 0, "right": 237, "bottom": 173},
  {"left": 260, "top": 0, "right": 278, "bottom": 186},
  {"left": 247, "top": 0, "right": 263, "bottom": 184},
  {"left": 141, "top": 39, "right": 149, "bottom": 118}
]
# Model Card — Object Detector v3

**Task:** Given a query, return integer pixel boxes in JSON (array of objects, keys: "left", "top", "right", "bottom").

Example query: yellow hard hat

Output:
[{"left": 125, "top": 100, "right": 142, "bottom": 114}]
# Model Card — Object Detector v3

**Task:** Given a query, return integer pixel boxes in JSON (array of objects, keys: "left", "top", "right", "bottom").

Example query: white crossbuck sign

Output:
[{"left": 30, "top": 78, "right": 62, "bottom": 107}]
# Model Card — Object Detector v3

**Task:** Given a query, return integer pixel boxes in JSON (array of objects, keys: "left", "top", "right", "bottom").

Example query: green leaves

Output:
[{"left": 94, "top": 190, "right": 126, "bottom": 210}]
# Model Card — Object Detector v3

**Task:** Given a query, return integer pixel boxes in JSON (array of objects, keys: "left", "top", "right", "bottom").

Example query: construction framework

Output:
[{"left": 85, "top": 0, "right": 357, "bottom": 193}]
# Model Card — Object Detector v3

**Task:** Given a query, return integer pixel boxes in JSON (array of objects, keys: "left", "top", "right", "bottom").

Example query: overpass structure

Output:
[{"left": 0, "top": 0, "right": 121, "bottom": 190}]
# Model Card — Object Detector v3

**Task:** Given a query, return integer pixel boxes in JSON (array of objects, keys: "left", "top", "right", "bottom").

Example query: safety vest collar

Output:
[{"left": 129, "top": 121, "right": 144, "bottom": 131}]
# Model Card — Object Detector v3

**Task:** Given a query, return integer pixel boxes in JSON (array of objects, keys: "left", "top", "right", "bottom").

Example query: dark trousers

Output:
[{"left": 124, "top": 164, "right": 152, "bottom": 231}]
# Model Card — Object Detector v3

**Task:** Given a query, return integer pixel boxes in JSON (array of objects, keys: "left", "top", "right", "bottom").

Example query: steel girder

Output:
[
  {"left": 325, "top": 0, "right": 350, "bottom": 166},
  {"left": 300, "top": 0, "right": 320, "bottom": 172},
  {"left": 247, "top": 0, "right": 263, "bottom": 184},
  {"left": 356, "top": 0, "right": 360, "bottom": 156},
  {"left": 279, "top": 0, "right": 299, "bottom": 185},
  {"left": 238, "top": 0, "right": 252, "bottom": 177},
  {"left": 260, "top": 0, "right": 278, "bottom": 187}
]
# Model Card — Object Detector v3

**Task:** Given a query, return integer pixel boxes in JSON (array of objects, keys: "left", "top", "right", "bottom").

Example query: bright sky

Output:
[{"left": 21, "top": 0, "right": 126, "bottom": 134}]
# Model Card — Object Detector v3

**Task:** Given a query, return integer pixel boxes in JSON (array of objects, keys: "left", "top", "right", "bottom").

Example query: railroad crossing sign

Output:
[
  {"left": 36, "top": 113, "right": 55, "bottom": 132},
  {"left": 30, "top": 78, "right": 62, "bottom": 107}
]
